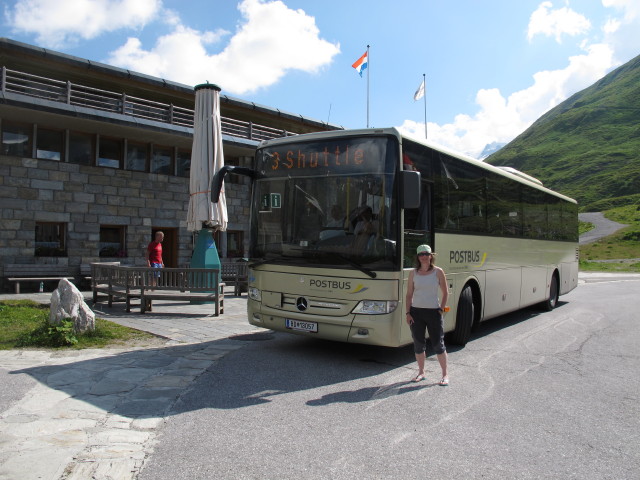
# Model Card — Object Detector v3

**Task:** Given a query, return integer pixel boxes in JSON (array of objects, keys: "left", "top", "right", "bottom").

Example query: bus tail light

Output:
[{"left": 352, "top": 300, "right": 398, "bottom": 315}]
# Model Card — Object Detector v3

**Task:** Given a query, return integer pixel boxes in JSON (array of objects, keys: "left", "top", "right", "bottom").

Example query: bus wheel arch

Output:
[
  {"left": 541, "top": 269, "right": 560, "bottom": 311},
  {"left": 448, "top": 280, "right": 481, "bottom": 346}
]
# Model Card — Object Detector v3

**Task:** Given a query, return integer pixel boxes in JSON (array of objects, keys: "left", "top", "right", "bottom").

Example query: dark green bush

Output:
[{"left": 18, "top": 318, "right": 78, "bottom": 347}]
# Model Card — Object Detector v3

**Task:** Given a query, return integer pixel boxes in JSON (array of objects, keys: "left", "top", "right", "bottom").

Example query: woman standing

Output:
[{"left": 405, "top": 244, "right": 450, "bottom": 385}]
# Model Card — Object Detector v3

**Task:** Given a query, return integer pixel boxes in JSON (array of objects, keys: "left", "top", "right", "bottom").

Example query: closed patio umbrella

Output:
[
  {"left": 187, "top": 83, "right": 228, "bottom": 232},
  {"left": 187, "top": 84, "right": 227, "bottom": 281}
]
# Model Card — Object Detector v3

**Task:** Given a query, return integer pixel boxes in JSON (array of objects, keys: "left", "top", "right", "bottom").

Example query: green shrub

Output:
[{"left": 18, "top": 318, "right": 78, "bottom": 347}]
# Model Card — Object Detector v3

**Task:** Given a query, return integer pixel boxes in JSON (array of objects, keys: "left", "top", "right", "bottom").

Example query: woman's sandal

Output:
[
  {"left": 439, "top": 377, "right": 449, "bottom": 386},
  {"left": 411, "top": 374, "right": 426, "bottom": 383}
]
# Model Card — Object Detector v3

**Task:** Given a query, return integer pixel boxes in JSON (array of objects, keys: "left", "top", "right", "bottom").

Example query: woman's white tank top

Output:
[{"left": 412, "top": 269, "right": 440, "bottom": 308}]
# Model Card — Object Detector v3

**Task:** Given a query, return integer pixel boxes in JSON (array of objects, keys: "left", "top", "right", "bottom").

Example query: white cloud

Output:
[
  {"left": 400, "top": 0, "right": 640, "bottom": 159},
  {"left": 602, "top": 18, "right": 621, "bottom": 33},
  {"left": 602, "top": 0, "right": 640, "bottom": 21},
  {"left": 527, "top": 1, "right": 591, "bottom": 43},
  {"left": 6, "top": 0, "right": 162, "bottom": 47},
  {"left": 601, "top": 0, "right": 640, "bottom": 63},
  {"left": 106, "top": 0, "right": 341, "bottom": 94},
  {"left": 400, "top": 43, "right": 615, "bottom": 158}
]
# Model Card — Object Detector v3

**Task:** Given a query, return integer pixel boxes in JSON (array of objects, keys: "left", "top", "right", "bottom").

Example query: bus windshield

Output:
[{"left": 250, "top": 135, "right": 400, "bottom": 271}]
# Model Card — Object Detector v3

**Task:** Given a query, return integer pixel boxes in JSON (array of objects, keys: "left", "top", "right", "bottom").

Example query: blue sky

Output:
[{"left": 3, "top": 0, "right": 640, "bottom": 157}]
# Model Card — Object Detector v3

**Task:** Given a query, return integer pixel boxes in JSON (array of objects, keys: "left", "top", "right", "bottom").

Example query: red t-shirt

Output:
[{"left": 147, "top": 241, "right": 163, "bottom": 264}]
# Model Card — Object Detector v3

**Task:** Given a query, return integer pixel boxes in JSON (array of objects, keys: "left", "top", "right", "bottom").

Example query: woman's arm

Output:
[
  {"left": 405, "top": 270, "right": 415, "bottom": 323},
  {"left": 405, "top": 270, "right": 415, "bottom": 306},
  {"left": 437, "top": 268, "right": 449, "bottom": 310}
]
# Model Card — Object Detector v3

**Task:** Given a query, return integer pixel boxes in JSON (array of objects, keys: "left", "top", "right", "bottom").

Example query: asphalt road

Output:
[
  {"left": 0, "top": 369, "right": 37, "bottom": 414},
  {"left": 140, "top": 273, "right": 640, "bottom": 480},
  {"left": 579, "top": 212, "right": 627, "bottom": 245}
]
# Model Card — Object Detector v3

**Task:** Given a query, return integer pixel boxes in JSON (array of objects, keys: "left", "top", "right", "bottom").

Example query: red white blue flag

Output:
[{"left": 352, "top": 51, "right": 368, "bottom": 77}]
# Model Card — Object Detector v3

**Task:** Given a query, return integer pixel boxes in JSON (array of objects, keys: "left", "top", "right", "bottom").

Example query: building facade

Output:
[{"left": 0, "top": 38, "right": 341, "bottom": 290}]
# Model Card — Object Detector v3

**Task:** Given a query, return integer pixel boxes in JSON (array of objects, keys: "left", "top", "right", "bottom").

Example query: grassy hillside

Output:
[{"left": 486, "top": 54, "right": 640, "bottom": 211}]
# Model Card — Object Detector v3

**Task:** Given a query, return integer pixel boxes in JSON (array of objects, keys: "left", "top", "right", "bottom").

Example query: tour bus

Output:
[{"left": 215, "top": 128, "right": 578, "bottom": 347}]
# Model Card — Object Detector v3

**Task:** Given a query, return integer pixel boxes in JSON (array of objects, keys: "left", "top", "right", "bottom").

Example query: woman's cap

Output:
[{"left": 416, "top": 244, "right": 432, "bottom": 254}]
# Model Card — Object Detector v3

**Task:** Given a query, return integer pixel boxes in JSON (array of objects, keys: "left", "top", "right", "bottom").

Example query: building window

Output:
[
  {"left": 68, "top": 132, "right": 94, "bottom": 165},
  {"left": 99, "top": 225, "right": 127, "bottom": 257},
  {"left": 98, "top": 137, "right": 122, "bottom": 168},
  {"left": 126, "top": 141, "right": 148, "bottom": 171},
  {"left": 35, "top": 222, "right": 67, "bottom": 257},
  {"left": 227, "top": 230, "right": 244, "bottom": 258},
  {"left": 36, "top": 128, "right": 64, "bottom": 161},
  {"left": 151, "top": 145, "right": 173, "bottom": 175},
  {"left": 176, "top": 148, "right": 191, "bottom": 177},
  {"left": 2, "top": 122, "right": 32, "bottom": 157}
]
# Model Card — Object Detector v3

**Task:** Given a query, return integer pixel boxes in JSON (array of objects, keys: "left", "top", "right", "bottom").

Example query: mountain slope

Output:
[{"left": 486, "top": 53, "right": 640, "bottom": 211}]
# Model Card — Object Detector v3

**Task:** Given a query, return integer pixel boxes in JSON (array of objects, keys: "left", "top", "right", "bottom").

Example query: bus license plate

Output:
[{"left": 285, "top": 319, "right": 318, "bottom": 333}]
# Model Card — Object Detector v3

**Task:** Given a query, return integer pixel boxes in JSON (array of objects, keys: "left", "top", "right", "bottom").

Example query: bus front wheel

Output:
[{"left": 449, "top": 285, "right": 474, "bottom": 346}]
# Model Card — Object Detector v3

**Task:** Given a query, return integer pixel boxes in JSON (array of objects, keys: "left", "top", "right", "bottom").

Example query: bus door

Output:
[{"left": 403, "top": 180, "right": 434, "bottom": 267}]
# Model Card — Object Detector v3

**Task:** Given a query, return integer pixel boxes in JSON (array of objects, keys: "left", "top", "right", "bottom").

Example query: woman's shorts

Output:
[{"left": 409, "top": 307, "right": 446, "bottom": 355}]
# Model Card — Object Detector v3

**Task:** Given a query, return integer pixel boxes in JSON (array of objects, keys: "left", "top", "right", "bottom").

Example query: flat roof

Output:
[{"left": 0, "top": 37, "right": 344, "bottom": 132}]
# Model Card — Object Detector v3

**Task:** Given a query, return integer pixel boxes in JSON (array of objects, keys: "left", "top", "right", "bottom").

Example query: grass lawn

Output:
[
  {"left": 579, "top": 221, "right": 594, "bottom": 235},
  {"left": 0, "top": 300, "right": 160, "bottom": 350}
]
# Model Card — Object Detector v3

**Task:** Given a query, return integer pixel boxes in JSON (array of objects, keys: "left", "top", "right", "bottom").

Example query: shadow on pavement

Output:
[
  {"left": 9, "top": 334, "right": 414, "bottom": 418},
  {"left": 10, "top": 301, "right": 568, "bottom": 418},
  {"left": 166, "top": 334, "right": 421, "bottom": 412},
  {"left": 472, "top": 301, "right": 568, "bottom": 341}
]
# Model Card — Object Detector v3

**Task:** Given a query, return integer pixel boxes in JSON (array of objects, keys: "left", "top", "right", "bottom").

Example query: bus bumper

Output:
[{"left": 248, "top": 300, "right": 405, "bottom": 347}]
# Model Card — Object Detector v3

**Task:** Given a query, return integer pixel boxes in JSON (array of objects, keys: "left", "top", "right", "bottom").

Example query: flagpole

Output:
[
  {"left": 423, "top": 73, "right": 427, "bottom": 139},
  {"left": 366, "top": 45, "right": 370, "bottom": 128}
]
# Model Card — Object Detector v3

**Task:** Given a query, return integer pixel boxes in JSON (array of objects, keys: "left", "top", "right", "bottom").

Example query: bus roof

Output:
[{"left": 258, "top": 127, "right": 577, "bottom": 205}]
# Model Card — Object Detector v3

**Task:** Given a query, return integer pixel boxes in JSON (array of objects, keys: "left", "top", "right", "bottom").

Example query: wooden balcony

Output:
[{"left": 1, "top": 66, "right": 296, "bottom": 142}]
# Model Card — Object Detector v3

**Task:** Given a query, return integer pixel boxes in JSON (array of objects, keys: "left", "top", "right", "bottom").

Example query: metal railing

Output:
[{"left": 1, "top": 66, "right": 297, "bottom": 141}]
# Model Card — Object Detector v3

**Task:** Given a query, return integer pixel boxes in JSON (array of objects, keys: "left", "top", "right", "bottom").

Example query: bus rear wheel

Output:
[
  {"left": 449, "top": 285, "right": 474, "bottom": 346},
  {"left": 541, "top": 273, "right": 559, "bottom": 311}
]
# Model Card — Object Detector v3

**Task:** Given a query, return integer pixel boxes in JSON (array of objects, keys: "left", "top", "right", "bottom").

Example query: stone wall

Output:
[{"left": 0, "top": 154, "right": 250, "bottom": 290}]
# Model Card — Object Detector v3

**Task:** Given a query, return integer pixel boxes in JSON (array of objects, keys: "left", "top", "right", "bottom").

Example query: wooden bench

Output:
[
  {"left": 4, "top": 264, "right": 77, "bottom": 294},
  {"left": 91, "top": 263, "right": 141, "bottom": 312},
  {"left": 81, "top": 262, "right": 120, "bottom": 289},
  {"left": 220, "top": 261, "right": 248, "bottom": 296},
  {"left": 91, "top": 264, "right": 223, "bottom": 315}
]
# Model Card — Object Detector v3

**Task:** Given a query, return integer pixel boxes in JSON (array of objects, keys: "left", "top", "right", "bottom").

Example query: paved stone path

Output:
[{"left": 0, "top": 291, "right": 266, "bottom": 480}]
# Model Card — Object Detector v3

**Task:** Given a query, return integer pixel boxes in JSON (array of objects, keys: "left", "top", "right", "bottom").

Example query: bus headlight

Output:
[
  {"left": 248, "top": 287, "right": 262, "bottom": 302},
  {"left": 352, "top": 300, "right": 398, "bottom": 315}
]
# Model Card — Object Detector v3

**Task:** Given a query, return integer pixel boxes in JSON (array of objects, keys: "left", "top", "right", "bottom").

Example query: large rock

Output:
[{"left": 50, "top": 279, "right": 95, "bottom": 333}]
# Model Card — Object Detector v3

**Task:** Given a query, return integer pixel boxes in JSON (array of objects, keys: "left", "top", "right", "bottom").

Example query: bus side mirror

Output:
[
  {"left": 401, "top": 170, "right": 421, "bottom": 209},
  {"left": 211, "top": 166, "right": 262, "bottom": 202}
]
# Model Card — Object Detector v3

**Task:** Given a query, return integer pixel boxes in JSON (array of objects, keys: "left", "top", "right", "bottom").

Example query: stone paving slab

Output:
[{"left": 0, "top": 290, "right": 270, "bottom": 480}]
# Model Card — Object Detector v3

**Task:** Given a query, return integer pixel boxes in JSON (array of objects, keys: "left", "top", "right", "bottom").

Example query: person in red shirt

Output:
[{"left": 145, "top": 231, "right": 164, "bottom": 285}]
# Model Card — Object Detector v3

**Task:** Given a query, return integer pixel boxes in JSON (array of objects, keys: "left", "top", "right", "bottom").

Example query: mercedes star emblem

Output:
[{"left": 296, "top": 297, "right": 308, "bottom": 312}]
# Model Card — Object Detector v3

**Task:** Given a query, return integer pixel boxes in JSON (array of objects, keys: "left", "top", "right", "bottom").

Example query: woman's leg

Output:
[
  {"left": 425, "top": 309, "right": 449, "bottom": 383},
  {"left": 409, "top": 310, "right": 428, "bottom": 380},
  {"left": 436, "top": 351, "right": 448, "bottom": 381},
  {"left": 415, "top": 351, "right": 426, "bottom": 376}
]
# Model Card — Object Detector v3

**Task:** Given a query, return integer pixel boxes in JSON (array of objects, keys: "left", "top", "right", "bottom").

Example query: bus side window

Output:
[
  {"left": 403, "top": 182, "right": 432, "bottom": 268},
  {"left": 404, "top": 182, "right": 431, "bottom": 231}
]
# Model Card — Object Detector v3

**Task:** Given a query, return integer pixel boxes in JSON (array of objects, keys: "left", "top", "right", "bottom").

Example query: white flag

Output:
[{"left": 413, "top": 79, "right": 425, "bottom": 101}]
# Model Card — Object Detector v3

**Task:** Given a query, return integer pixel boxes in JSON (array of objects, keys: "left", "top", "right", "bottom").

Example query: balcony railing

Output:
[{"left": 1, "top": 66, "right": 296, "bottom": 141}]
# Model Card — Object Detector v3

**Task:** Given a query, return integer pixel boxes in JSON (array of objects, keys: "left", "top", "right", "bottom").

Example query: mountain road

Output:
[{"left": 578, "top": 211, "right": 627, "bottom": 245}]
